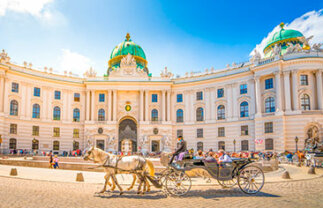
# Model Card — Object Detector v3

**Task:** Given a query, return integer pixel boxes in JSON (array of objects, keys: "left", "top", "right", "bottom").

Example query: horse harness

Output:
[{"left": 103, "top": 155, "right": 144, "bottom": 174}]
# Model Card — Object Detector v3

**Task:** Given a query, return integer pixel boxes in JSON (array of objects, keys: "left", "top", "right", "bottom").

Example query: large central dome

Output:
[{"left": 108, "top": 33, "right": 148, "bottom": 75}]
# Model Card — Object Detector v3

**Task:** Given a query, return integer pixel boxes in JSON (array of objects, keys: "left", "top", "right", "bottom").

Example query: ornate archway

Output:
[{"left": 118, "top": 117, "right": 137, "bottom": 152}]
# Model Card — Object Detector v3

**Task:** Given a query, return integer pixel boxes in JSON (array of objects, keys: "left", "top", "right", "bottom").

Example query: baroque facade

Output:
[{"left": 0, "top": 24, "right": 323, "bottom": 154}]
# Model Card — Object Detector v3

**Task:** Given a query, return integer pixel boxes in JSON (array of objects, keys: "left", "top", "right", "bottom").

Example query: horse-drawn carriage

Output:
[{"left": 153, "top": 153, "right": 265, "bottom": 196}]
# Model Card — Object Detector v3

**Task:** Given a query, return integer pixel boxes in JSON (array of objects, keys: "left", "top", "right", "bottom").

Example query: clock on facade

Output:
[{"left": 98, "top": 128, "right": 103, "bottom": 134}]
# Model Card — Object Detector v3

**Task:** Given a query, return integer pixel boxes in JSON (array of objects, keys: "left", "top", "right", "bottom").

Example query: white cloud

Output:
[
  {"left": 58, "top": 49, "right": 95, "bottom": 76},
  {"left": 0, "top": 0, "right": 65, "bottom": 25},
  {"left": 251, "top": 9, "right": 323, "bottom": 57}
]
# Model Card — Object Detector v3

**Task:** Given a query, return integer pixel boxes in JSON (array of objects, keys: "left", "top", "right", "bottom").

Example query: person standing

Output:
[{"left": 53, "top": 155, "right": 59, "bottom": 169}]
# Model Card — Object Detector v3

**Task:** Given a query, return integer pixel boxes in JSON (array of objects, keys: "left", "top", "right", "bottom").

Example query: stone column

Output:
[
  {"left": 167, "top": 90, "right": 171, "bottom": 121},
  {"left": 107, "top": 90, "right": 112, "bottom": 121},
  {"left": 63, "top": 90, "right": 68, "bottom": 121},
  {"left": 309, "top": 71, "right": 316, "bottom": 109},
  {"left": 226, "top": 84, "right": 233, "bottom": 118},
  {"left": 248, "top": 79, "right": 256, "bottom": 116},
  {"left": 140, "top": 90, "right": 144, "bottom": 121},
  {"left": 26, "top": 85, "right": 32, "bottom": 118},
  {"left": 86, "top": 90, "right": 90, "bottom": 121},
  {"left": 232, "top": 84, "right": 238, "bottom": 118},
  {"left": 190, "top": 90, "right": 194, "bottom": 121},
  {"left": 184, "top": 90, "right": 190, "bottom": 122},
  {"left": 315, "top": 70, "right": 323, "bottom": 110},
  {"left": 113, "top": 90, "right": 117, "bottom": 121},
  {"left": 283, "top": 71, "right": 292, "bottom": 111},
  {"left": 42, "top": 87, "right": 47, "bottom": 119},
  {"left": 67, "top": 90, "right": 72, "bottom": 121},
  {"left": 47, "top": 89, "right": 52, "bottom": 119},
  {"left": 292, "top": 70, "right": 299, "bottom": 111},
  {"left": 21, "top": 84, "right": 26, "bottom": 117},
  {"left": 145, "top": 90, "right": 149, "bottom": 121},
  {"left": 162, "top": 90, "right": 166, "bottom": 122},
  {"left": 3, "top": 79, "right": 9, "bottom": 115},
  {"left": 205, "top": 88, "right": 211, "bottom": 121},
  {"left": 91, "top": 90, "right": 95, "bottom": 121},
  {"left": 210, "top": 88, "right": 216, "bottom": 121},
  {"left": 0, "top": 76, "right": 4, "bottom": 112},
  {"left": 274, "top": 71, "right": 282, "bottom": 112},
  {"left": 254, "top": 77, "right": 262, "bottom": 115}
]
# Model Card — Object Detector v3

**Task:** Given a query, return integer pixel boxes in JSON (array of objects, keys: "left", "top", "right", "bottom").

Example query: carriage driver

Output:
[{"left": 169, "top": 136, "right": 187, "bottom": 165}]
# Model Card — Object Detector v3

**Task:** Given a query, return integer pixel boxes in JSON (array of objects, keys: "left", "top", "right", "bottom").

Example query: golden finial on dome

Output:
[
  {"left": 126, "top": 33, "right": 130, "bottom": 41},
  {"left": 279, "top": 22, "right": 285, "bottom": 29}
]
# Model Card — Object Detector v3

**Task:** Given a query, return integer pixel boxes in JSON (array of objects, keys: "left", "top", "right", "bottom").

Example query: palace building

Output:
[{"left": 0, "top": 23, "right": 322, "bottom": 154}]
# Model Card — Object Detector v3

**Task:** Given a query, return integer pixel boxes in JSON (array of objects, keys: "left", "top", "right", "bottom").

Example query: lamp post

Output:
[
  {"left": 233, "top": 139, "right": 236, "bottom": 153},
  {"left": 295, "top": 136, "right": 299, "bottom": 152}
]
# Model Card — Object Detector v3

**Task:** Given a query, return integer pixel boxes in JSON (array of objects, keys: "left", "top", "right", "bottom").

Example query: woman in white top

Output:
[{"left": 218, "top": 149, "right": 232, "bottom": 163}]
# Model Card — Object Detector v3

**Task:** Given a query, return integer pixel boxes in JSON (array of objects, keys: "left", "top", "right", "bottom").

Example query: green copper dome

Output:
[
  {"left": 108, "top": 33, "right": 148, "bottom": 73},
  {"left": 263, "top": 23, "right": 305, "bottom": 57}
]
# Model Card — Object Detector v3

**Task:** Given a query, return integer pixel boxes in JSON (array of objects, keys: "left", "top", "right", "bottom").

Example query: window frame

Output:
[
  {"left": 54, "top": 90, "right": 61, "bottom": 100},
  {"left": 176, "top": 109, "right": 184, "bottom": 123},
  {"left": 240, "top": 84, "right": 248, "bottom": 94},
  {"left": 196, "top": 91, "right": 203, "bottom": 101},
  {"left": 265, "top": 78, "right": 274, "bottom": 90},
  {"left": 217, "top": 88, "right": 224, "bottom": 98},
  {"left": 241, "top": 125, "right": 248, "bottom": 136},
  {"left": 264, "top": 122, "right": 273, "bottom": 134},
  {"left": 265, "top": 138, "right": 274, "bottom": 150},
  {"left": 217, "top": 105, "right": 225, "bottom": 120},
  {"left": 218, "top": 127, "right": 225, "bottom": 137},
  {"left": 300, "top": 74, "right": 308, "bottom": 86},
  {"left": 10, "top": 124, "right": 17, "bottom": 134},
  {"left": 197, "top": 128, "right": 203, "bottom": 138},
  {"left": 53, "top": 127, "right": 60, "bottom": 137},
  {"left": 98, "top": 109, "right": 105, "bottom": 121},
  {"left": 265, "top": 97, "right": 275, "bottom": 113},
  {"left": 99, "top": 93, "right": 105, "bottom": 102},
  {"left": 32, "top": 125, "right": 39, "bottom": 136},
  {"left": 151, "top": 94, "right": 158, "bottom": 103},
  {"left": 11, "top": 82, "right": 19, "bottom": 93},
  {"left": 74, "top": 93, "right": 80, "bottom": 102},
  {"left": 301, "top": 94, "right": 310, "bottom": 110},
  {"left": 53, "top": 141, "right": 60, "bottom": 151},
  {"left": 151, "top": 109, "right": 158, "bottom": 121},
  {"left": 10, "top": 100, "right": 18, "bottom": 116},
  {"left": 73, "top": 128, "right": 80, "bottom": 138},
  {"left": 32, "top": 104, "right": 40, "bottom": 119},
  {"left": 33, "top": 87, "right": 41, "bottom": 97},
  {"left": 240, "top": 101, "right": 249, "bottom": 117},
  {"left": 53, "top": 106, "right": 61, "bottom": 120},
  {"left": 241, "top": 140, "right": 249, "bottom": 151},
  {"left": 177, "top": 94, "right": 183, "bottom": 103}
]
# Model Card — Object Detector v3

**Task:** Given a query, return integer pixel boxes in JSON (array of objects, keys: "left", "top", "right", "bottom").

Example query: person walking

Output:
[
  {"left": 53, "top": 155, "right": 59, "bottom": 169},
  {"left": 49, "top": 151, "right": 53, "bottom": 169}
]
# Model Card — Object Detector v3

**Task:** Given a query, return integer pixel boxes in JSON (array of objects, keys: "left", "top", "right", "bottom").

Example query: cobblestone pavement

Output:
[{"left": 0, "top": 176, "right": 322, "bottom": 208}]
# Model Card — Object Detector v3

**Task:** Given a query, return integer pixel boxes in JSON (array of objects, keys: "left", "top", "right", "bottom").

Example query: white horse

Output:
[{"left": 83, "top": 146, "right": 155, "bottom": 194}]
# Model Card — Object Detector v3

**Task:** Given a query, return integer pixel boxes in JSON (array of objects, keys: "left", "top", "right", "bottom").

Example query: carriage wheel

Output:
[
  {"left": 165, "top": 171, "right": 191, "bottom": 196},
  {"left": 238, "top": 165, "right": 264, "bottom": 194},
  {"left": 217, "top": 178, "right": 237, "bottom": 188}
]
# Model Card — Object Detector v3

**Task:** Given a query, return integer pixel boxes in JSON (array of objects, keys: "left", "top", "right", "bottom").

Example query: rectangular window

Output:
[
  {"left": 32, "top": 126, "right": 39, "bottom": 136},
  {"left": 152, "top": 94, "right": 158, "bottom": 102},
  {"left": 54, "top": 91, "right": 61, "bottom": 100},
  {"left": 34, "top": 87, "right": 40, "bottom": 97},
  {"left": 74, "top": 93, "right": 80, "bottom": 102},
  {"left": 99, "top": 93, "right": 105, "bottom": 102},
  {"left": 12, "top": 82, "right": 19, "bottom": 93},
  {"left": 177, "top": 94, "right": 183, "bottom": 103},
  {"left": 240, "top": 84, "right": 247, "bottom": 94},
  {"left": 218, "top": 127, "right": 225, "bottom": 137},
  {"left": 241, "top": 125, "right": 248, "bottom": 136},
  {"left": 196, "top": 91, "right": 203, "bottom": 100},
  {"left": 300, "top": 75, "right": 308, "bottom": 86},
  {"left": 197, "top": 128, "right": 203, "bottom": 138},
  {"left": 177, "top": 129, "right": 183, "bottom": 138},
  {"left": 73, "top": 129, "right": 79, "bottom": 138},
  {"left": 264, "top": 122, "right": 273, "bottom": 133},
  {"left": 265, "top": 78, "right": 273, "bottom": 89},
  {"left": 53, "top": 127, "right": 60, "bottom": 137},
  {"left": 217, "top": 88, "right": 224, "bottom": 98},
  {"left": 10, "top": 124, "right": 17, "bottom": 134}
]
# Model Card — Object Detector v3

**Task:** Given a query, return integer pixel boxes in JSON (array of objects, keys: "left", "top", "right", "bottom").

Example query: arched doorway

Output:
[{"left": 119, "top": 118, "right": 137, "bottom": 152}]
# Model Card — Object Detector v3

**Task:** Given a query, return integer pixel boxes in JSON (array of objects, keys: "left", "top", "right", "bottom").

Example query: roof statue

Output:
[
  {"left": 0, "top": 49, "right": 10, "bottom": 63},
  {"left": 272, "top": 44, "right": 281, "bottom": 56},
  {"left": 312, "top": 43, "right": 323, "bottom": 52},
  {"left": 250, "top": 49, "right": 261, "bottom": 63},
  {"left": 160, "top": 67, "right": 173, "bottom": 79},
  {"left": 83, "top": 67, "right": 97, "bottom": 78}
]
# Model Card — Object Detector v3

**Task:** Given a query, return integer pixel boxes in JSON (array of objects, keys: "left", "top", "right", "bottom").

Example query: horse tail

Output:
[{"left": 145, "top": 159, "right": 155, "bottom": 177}]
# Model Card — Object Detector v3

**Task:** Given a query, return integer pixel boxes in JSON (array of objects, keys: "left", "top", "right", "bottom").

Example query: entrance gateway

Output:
[{"left": 118, "top": 118, "right": 137, "bottom": 152}]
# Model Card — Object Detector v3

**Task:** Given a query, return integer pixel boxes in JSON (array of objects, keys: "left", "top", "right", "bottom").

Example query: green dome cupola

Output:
[
  {"left": 263, "top": 23, "right": 306, "bottom": 57},
  {"left": 108, "top": 33, "right": 148, "bottom": 75}
]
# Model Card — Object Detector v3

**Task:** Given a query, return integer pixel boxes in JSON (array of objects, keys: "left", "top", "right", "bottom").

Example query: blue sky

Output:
[{"left": 0, "top": 0, "right": 322, "bottom": 77}]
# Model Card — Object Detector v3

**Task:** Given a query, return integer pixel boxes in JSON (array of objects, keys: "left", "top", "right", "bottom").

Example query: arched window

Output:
[
  {"left": 98, "top": 109, "right": 105, "bottom": 121},
  {"left": 218, "top": 141, "right": 225, "bottom": 151},
  {"left": 241, "top": 140, "right": 249, "bottom": 151},
  {"left": 9, "top": 138, "right": 17, "bottom": 149},
  {"left": 176, "top": 109, "right": 184, "bottom": 123},
  {"left": 151, "top": 109, "right": 158, "bottom": 121},
  {"left": 32, "top": 104, "right": 40, "bottom": 118},
  {"left": 10, "top": 100, "right": 18, "bottom": 116},
  {"left": 217, "top": 105, "right": 225, "bottom": 120},
  {"left": 197, "top": 142, "right": 203, "bottom": 151},
  {"left": 73, "top": 141, "right": 80, "bottom": 151},
  {"left": 53, "top": 141, "right": 60, "bottom": 151},
  {"left": 73, "top": 108, "right": 80, "bottom": 122},
  {"left": 53, "top": 106, "right": 61, "bottom": 120},
  {"left": 301, "top": 94, "right": 310, "bottom": 110},
  {"left": 196, "top": 107, "right": 204, "bottom": 121},
  {"left": 265, "top": 97, "right": 275, "bottom": 113},
  {"left": 240, "top": 101, "right": 249, "bottom": 117},
  {"left": 265, "top": 138, "right": 274, "bottom": 150},
  {"left": 32, "top": 139, "right": 39, "bottom": 150}
]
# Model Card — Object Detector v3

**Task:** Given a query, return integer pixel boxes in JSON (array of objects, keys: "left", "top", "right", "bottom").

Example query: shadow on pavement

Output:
[{"left": 93, "top": 188, "right": 280, "bottom": 200}]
